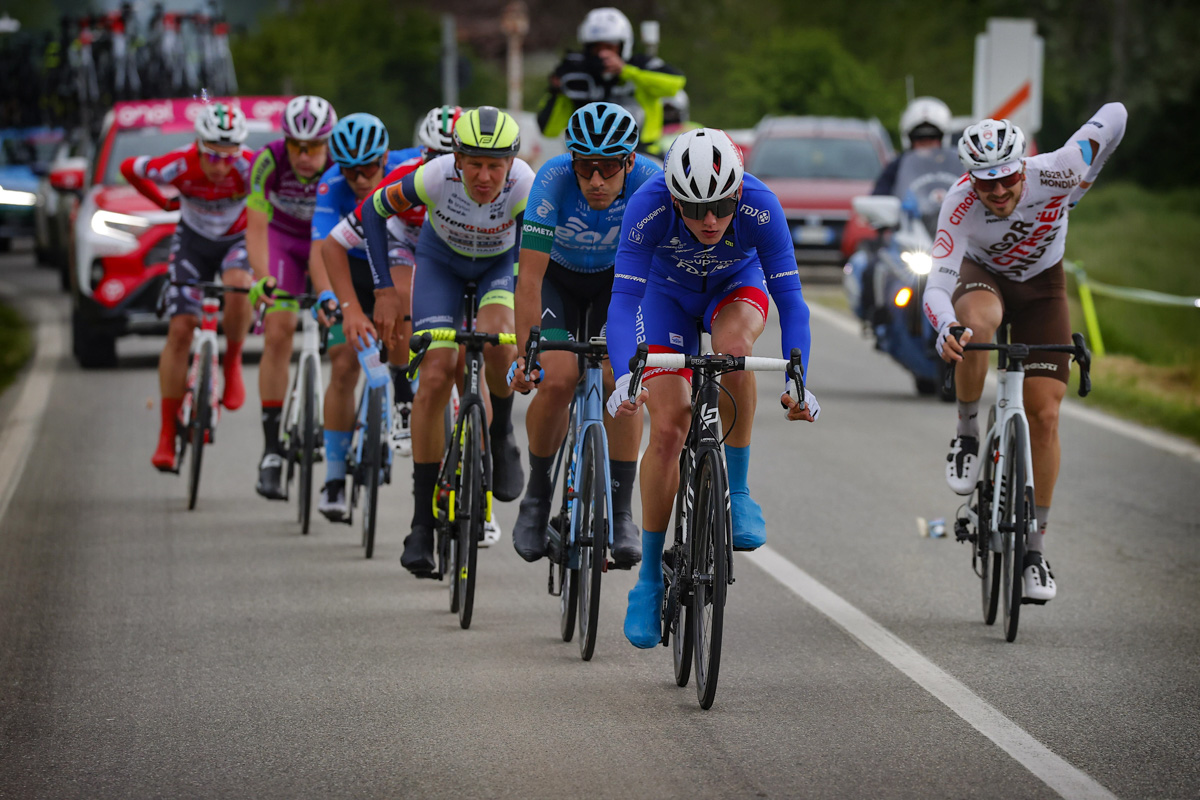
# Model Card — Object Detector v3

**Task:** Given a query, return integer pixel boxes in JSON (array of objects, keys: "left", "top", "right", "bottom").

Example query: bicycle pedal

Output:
[
  {"left": 954, "top": 519, "right": 972, "bottom": 543},
  {"left": 1022, "top": 597, "right": 1048, "bottom": 606}
]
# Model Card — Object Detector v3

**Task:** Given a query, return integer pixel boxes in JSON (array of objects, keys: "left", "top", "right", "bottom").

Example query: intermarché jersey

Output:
[
  {"left": 246, "top": 138, "right": 324, "bottom": 240},
  {"left": 363, "top": 153, "right": 534, "bottom": 287},
  {"left": 122, "top": 144, "right": 253, "bottom": 239},
  {"left": 522, "top": 152, "right": 661, "bottom": 273},
  {"left": 923, "top": 102, "right": 1127, "bottom": 333},
  {"left": 607, "top": 172, "right": 812, "bottom": 379}
]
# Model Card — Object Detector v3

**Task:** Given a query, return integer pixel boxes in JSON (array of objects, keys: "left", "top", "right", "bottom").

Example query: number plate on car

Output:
[{"left": 793, "top": 224, "right": 833, "bottom": 246}]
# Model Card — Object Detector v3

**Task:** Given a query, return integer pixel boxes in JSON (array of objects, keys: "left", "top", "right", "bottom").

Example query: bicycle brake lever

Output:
[{"left": 1072, "top": 332, "right": 1092, "bottom": 397}]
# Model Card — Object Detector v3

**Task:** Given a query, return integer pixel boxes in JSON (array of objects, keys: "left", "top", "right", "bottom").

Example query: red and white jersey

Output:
[
  {"left": 124, "top": 144, "right": 254, "bottom": 239},
  {"left": 923, "top": 103, "right": 1127, "bottom": 333}
]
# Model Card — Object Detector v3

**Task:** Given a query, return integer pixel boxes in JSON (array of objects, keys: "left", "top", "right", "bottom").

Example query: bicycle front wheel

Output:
[
  {"left": 979, "top": 408, "right": 1000, "bottom": 625},
  {"left": 186, "top": 341, "right": 214, "bottom": 511},
  {"left": 1001, "top": 416, "right": 1029, "bottom": 642},
  {"left": 691, "top": 449, "right": 730, "bottom": 709},
  {"left": 670, "top": 445, "right": 695, "bottom": 687},
  {"left": 361, "top": 385, "right": 384, "bottom": 558},
  {"left": 576, "top": 426, "right": 608, "bottom": 661},
  {"left": 298, "top": 358, "right": 318, "bottom": 534},
  {"left": 455, "top": 404, "right": 485, "bottom": 629}
]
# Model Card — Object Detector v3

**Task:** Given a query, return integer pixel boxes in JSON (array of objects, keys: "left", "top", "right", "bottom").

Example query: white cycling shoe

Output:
[
  {"left": 318, "top": 479, "right": 349, "bottom": 522},
  {"left": 480, "top": 516, "right": 502, "bottom": 548},
  {"left": 1023, "top": 551, "right": 1057, "bottom": 602},
  {"left": 946, "top": 435, "right": 981, "bottom": 495}
]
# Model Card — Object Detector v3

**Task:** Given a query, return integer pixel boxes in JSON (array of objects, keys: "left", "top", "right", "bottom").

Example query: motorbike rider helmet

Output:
[
  {"left": 453, "top": 106, "right": 521, "bottom": 158},
  {"left": 282, "top": 95, "right": 337, "bottom": 141},
  {"left": 900, "top": 96, "right": 952, "bottom": 149},
  {"left": 957, "top": 118, "right": 1027, "bottom": 178},
  {"left": 417, "top": 105, "right": 463, "bottom": 155},
  {"left": 328, "top": 113, "right": 389, "bottom": 167},
  {"left": 565, "top": 102, "right": 639, "bottom": 157},
  {"left": 194, "top": 102, "right": 248, "bottom": 145},
  {"left": 578, "top": 7, "right": 633, "bottom": 62},
  {"left": 664, "top": 127, "right": 744, "bottom": 203}
]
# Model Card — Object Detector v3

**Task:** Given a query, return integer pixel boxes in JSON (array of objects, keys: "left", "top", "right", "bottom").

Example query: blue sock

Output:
[
  {"left": 725, "top": 444, "right": 751, "bottom": 495},
  {"left": 636, "top": 529, "right": 666, "bottom": 584},
  {"left": 325, "top": 430, "right": 352, "bottom": 482}
]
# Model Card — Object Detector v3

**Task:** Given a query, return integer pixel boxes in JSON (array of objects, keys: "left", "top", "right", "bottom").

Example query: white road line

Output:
[
  {"left": 745, "top": 546, "right": 1119, "bottom": 800},
  {"left": 807, "top": 300, "right": 1200, "bottom": 463},
  {"left": 0, "top": 291, "right": 63, "bottom": 527}
]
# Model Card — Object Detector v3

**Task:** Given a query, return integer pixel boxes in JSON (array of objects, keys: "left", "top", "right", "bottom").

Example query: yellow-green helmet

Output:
[{"left": 453, "top": 106, "right": 521, "bottom": 158}]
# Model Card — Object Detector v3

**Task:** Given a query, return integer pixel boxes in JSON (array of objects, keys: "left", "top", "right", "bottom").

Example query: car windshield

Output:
[
  {"left": 749, "top": 136, "right": 883, "bottom": 181},
  {"left": 103, "top": 128, "right": 278, "bottom": 185}
]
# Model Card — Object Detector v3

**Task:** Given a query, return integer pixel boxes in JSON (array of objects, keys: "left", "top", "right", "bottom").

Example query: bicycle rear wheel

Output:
[
  {"left": 576, "top": 426, "right": 608, "bottom": 661},
  {"left": 298, "top": 358, "right": 318, "bottom": 534},
  {"left": 186, "top": 341, "right": 214, "bottom": 511},
  {"left": 1001, "top": 416, "right": 1028, "bottom": 642},
  {"left": 361, "top": 386, "right": 384, "bottom": 558},
  {"left": 455, "top": 404, "right": 484, "bottom": 629},
  {"left": 691, "top": 449, "right": 729, "bottom": 709}
]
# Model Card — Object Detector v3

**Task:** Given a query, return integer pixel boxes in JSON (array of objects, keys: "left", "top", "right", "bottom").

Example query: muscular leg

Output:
[
  {"left": 952, "top": 289, "right": 1003, "bottom": 407},
  {"left": 159, "top": 314, "right": 197, "bottom": 398},
  {"left": 477, "top": 302, "right": 523, "bottom": 502},
  {"left": 1025, "top": 376, "right": 1065, "bottom": 511},
  {"left": 258, "top": 310, "right": 296, "bottom": 405}
]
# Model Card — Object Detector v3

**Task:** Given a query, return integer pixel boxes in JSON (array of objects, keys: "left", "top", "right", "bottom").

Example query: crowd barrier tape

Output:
[{"left": 1063, "top": 260, "right": 1200, "bottom": 358}]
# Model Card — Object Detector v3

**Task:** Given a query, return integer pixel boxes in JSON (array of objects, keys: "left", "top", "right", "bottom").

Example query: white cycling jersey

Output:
[
  {"left": 923, "top": 102, "right": 1127, "bottom": 333},
  {"left": 329, "top": 213, "right": 416, "bottom": 255}
]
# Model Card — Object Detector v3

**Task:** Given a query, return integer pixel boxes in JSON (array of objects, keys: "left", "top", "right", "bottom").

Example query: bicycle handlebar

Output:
[
  {"left": 947, "top": 327, "right": 1092, "bottom": 397},
  {"left": 522, "top": 325, "right": 608, "bottom": 387},
  {"left": 406, "top": 328, "right": 518, "bottom": 379},
  {"left": 627, "top": 344, "right": 806, "bottom": 409}
]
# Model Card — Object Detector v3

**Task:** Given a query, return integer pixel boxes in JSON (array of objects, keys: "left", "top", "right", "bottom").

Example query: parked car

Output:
[
  {"left": 0, "top": 127, "right": 61, "bottom": 251},
  {"left": 746, "top": 116, "right": 893, "bottom": 265},
  {"left": 69, "top": 96, "right": 287, "bottom": 368},
  {"left": 36, "top": 131, "right": 93, "bottom": 285}
]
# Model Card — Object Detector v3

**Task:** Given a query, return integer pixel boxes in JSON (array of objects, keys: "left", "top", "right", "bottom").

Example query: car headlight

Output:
[
  {"left": 901, "top": 250, "right": 932, "bottom": 276},
  {"left": 0, "top": 185, "right": 37, "bottom": 207},
  {"left": 91, "top": 209, "right": 151, "bottom": 243}
]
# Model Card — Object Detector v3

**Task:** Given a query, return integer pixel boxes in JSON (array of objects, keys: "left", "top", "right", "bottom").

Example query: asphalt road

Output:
[{"left": 1, "top": 245, "right": 1197, "bottom": 799}]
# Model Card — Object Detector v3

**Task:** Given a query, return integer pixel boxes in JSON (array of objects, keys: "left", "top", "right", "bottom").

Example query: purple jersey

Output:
[{"left": 247, "top": 139, "right": 324, "bottom": 240}]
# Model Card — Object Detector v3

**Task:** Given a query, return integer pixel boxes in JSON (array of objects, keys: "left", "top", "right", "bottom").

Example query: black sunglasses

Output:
[
  {"left": 675, "top": 196, "right": 738, "bottom": 220},
  {"left": 572, "top": 156, "right": 628, "bottom": 180}
]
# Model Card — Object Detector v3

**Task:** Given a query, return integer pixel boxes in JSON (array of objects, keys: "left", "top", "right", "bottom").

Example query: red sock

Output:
[
  {"left": 153, "top": 396, "right": 183, "bottom": 470},
  {"left": 222, "top": 340, "right": 245, "bottom": 411}
]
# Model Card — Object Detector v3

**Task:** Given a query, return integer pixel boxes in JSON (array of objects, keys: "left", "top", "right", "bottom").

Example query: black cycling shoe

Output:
[
  {"left": 401, "top": 524, "right": 437, "bottom": 578},
  {"left": 512, "top": 493, "right": 551, "bottom": 562},
  {"left": 491, "top": 432, "right": 525, "bottom": 502},
  {"left": 610, "top": 511, "right": 642, "bottom": 569},
  {"left": 256, "top": 452, "right": 287, "bottom": 500}
]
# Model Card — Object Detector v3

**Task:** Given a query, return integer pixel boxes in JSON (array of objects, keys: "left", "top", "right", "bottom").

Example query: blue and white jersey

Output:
[
  {"left": 608, "top": 172, "right": 812, "bottom": 378},
  {"left": 311, "top": 147, "right": 422, "bottom": 244},
  {"left": 521, "top": 153, "right": 661, "bottom": 273}
]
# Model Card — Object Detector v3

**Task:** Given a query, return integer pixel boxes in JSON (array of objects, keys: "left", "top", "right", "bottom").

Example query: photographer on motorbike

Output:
[{"left": 536, "top": 7, "right": 685, "bottom": 156}]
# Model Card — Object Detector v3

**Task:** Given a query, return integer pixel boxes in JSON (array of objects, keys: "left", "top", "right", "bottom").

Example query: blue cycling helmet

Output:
[
  {"left": 329, "top": 113, "right": 389, "bottom": 168},
  {"left": 565, "top": 102, "right": 639, "bottom": 157}
]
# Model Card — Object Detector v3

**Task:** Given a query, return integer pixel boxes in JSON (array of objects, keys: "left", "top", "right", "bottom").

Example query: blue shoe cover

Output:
[
  {"left": 623, "top": 578, "right": 664, "bottom": 649},
  {"left": 731, "top": 491, "right": 766, "bottom": 550}
]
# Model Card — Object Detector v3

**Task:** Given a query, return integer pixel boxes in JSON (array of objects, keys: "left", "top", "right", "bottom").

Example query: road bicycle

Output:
[
  {"left": 522, "top": 325, "right": 614, "bottom": 661},
  {"left": 347, "top": 342, "right": 394, "bottom": 560},
  {"left": 163, "top": 280, "right": 250, "bottom": 510},
  {"left": 627, "top": 343, "right": 807, "bottom": 708},
  {"left": 950, "top": 326, "right": 1091, "bottom": 642},
  {"left": 407, "top": 282, "right": 516, "bottom": 629}
]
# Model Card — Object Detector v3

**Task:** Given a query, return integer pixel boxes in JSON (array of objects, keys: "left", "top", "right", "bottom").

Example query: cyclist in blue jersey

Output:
[
  {"left": 307, "top": 113, "right": 421, "bottom": 520},
  {"left": 507, "top": 102, "right": 661, "bottom": 566},
  {"left": 606, "top": 128, "right": 822, "bottom": 648}
]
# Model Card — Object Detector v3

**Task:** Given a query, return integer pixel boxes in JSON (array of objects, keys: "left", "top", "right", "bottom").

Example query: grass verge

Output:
[{"left": 0, "top": 301, "right": 33, "bottom": 396}]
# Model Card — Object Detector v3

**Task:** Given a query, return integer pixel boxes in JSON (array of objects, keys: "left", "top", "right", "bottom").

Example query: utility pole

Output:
[
  {"left": 501, "top": 2, "right": 529, "bottom": 111},
  {"left": 441, "top": 13, "right": 458, "bottom": 107}
]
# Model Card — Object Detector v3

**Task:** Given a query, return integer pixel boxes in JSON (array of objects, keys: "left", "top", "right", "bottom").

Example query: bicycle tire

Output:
[
  {"left": 979, "top": 408, "right": 1000, "bottom": 625},
  {"left": 298, "top": 358, "right": 318, "bottom": 534},
  {"left": 691, "top": 449, "right": 729, "bottom": 709},
  {"left": 577, "top": 426, "right": 607, "bottom": 661},
  {"left": 556, "top": 416, "right": 579, "bottom": 643},
  {"left": 670, "top": 446, "right": 695, "bottom": 687},
  {"left": 361, "top": 386, "right": 384, "bottom": 559},
  {"left": 456, "top": 404, "right": 484, "bottom": 629},
  {"left": 1001, "top": 416, "right": 1028, "bottom": 642},
  {"left": 186, "top": 341, "right": 214, "bottom": 511}
]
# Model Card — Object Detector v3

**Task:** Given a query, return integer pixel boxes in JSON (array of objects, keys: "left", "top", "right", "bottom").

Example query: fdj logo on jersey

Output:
[{"left": 740, "top": 204, "right": 770, "bottom": 225}]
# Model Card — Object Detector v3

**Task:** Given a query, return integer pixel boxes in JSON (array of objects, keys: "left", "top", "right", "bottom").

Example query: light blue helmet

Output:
[
  {"left": 565, "top": 102, "right": 639, "bottom": 157},
  {"left": 329, "top": 113, "right": 389, "bottom": 168}
]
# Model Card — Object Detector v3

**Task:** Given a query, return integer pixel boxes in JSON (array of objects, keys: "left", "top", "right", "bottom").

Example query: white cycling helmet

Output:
[
  {"left": 578, "top": 7, "right": 633, "bottom": 62},
  {"left": 664, "top": 127, "right": 744, "bottom": 203},
  {"left": 417, "top": 105, "right": 463, "bottom": 154},
  {"left": 900, "top": 96, "right": 952, "bottom": 149},
  {"left": 194, "top": 101, "right": 247, "bottom": 144},
  {"left": 958, "top": 117, "right": 1027, "bottom": 178},
  {"left": 282, "top": 95, "right": 337, "bottom": 142}
]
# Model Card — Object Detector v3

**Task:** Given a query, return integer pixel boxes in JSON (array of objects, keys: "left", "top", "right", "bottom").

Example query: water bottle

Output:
[{"left": 357, "top": 336, "right": 391, "bottom": 389}]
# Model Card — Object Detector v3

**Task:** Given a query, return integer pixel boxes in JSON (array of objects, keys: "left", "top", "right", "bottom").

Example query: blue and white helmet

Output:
[
  {"left": 565, "top": 102, "right": 639, "bottom": 157},
  {"left": 329, "top": 113, "right": 389, "bottom": 167}
]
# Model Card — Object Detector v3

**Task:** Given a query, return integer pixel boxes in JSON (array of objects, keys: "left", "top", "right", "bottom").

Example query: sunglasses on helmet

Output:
[
  {"left": 675, "top": 196, "right": 738, "bottom": 221},
  {"left": 197, "top": 141, "right": 240, "bottom": 163},
  {"left": 972, "top": 170, "right": 1024, "bottom": 193},
  {"left": 571, "top": 156, "right": 628, "bottom": 180}
]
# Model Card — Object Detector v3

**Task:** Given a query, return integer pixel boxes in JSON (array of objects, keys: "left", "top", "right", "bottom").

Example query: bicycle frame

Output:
[
  {"left": 281, "top": 308, "right": 326, "bottom": 460},
  {"left": 179, "top": 295, "right": 221, "bottom": 445}
]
